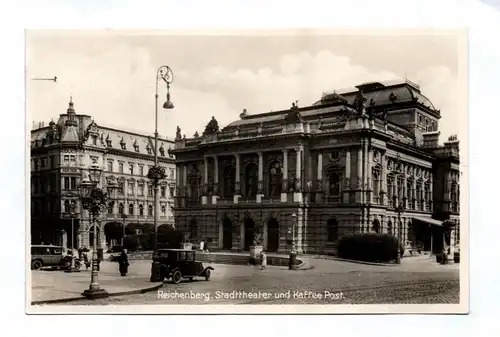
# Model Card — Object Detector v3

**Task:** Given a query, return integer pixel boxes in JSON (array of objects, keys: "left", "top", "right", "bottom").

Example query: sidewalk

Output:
[{"left": 30, "top": 261, "right": 162, "bottom": 305}]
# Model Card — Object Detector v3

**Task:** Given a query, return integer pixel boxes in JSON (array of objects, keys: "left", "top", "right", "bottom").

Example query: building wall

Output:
[
  {"left": 30, "top": 100, "right": 176, "bottom": 249},
  {"left": 171, "top": 81, "right": 460, "bottom": 254}
]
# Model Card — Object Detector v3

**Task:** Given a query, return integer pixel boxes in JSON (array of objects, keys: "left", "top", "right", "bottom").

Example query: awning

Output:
[{"left": 411, "top": 216, "right": 443, "bottom": 227}]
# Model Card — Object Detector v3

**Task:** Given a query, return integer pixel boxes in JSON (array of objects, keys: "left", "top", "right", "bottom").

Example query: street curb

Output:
[
  {"left": 319, "top": 257, "right": 400, "bottom": 267},
  {"left": 30, "top": 283, "right": 163, "bottom": 306}
]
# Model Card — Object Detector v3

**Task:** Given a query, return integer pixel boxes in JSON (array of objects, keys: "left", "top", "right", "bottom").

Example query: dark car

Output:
[{"left": 155, "top": 249, "right": 214, "bottom": 284}]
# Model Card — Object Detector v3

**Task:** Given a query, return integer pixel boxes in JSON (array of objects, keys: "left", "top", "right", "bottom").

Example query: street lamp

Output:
[
  {"left": 65, "top": 202, "right": 80, "bottom": 272},
  {"left": 289, "top": 212, "right": 298, "bottom": 270},
  {"left": 121, "top": 214, "right": 128, "bottom": 246},
  {"left": 148, "top": 65, "right": 174, "bottom": 282},
  {"left": 78, "top": 164, "right": 119, "bottom": 299}
]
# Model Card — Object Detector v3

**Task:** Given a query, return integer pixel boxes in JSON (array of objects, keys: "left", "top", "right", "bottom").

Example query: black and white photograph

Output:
[{"left": 26, "top": 28, "right": 468, "bottom": 314}]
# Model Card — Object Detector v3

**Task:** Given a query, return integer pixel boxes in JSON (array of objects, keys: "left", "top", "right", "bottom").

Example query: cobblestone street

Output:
[{"left": 62, "top": 259, "right": 460, "bottom": 305}]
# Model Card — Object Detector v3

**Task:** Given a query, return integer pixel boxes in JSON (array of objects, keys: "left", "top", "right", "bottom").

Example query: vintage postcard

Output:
[{"left": 26, "top": 28, "right": 468, "bottom": 314}]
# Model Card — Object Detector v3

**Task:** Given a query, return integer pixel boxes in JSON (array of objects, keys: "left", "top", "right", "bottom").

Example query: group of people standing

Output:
[{"left": 75, "top": 247, "right": 129, "bottom": 276}]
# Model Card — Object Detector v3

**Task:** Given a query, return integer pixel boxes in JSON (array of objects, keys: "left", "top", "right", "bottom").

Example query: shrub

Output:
[
  {"left": 123, "top": 234, "right": 139, "bottom": 251},
  {"left": 337, "top": 233, "right": 402, "bottom": 263}
]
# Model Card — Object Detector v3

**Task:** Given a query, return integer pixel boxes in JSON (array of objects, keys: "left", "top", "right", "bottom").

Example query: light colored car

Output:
[{"left": 31, "top": 245, "right": 69, "bottom": 270}]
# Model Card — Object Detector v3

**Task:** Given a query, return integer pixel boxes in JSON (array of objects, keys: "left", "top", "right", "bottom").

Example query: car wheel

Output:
[
  {"left": 31, "top": 260, "right": 43, "bottom": 270},
  {"left": 172, "top": 270, "right": 182, "bottom": 284},
  {"left": 205, "top": 269, "right": 211, "bottom": 281}
]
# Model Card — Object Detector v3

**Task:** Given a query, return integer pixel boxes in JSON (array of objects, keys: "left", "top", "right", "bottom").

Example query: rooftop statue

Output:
[
  {"left": 204, "top": 116, "right": 220, "bottom": 135},
  {"left": 353, "top": 90, "right": 367, "bottom": 115},
  {"left": 175, "top": 126, "right": 182, "bottom": 140}
]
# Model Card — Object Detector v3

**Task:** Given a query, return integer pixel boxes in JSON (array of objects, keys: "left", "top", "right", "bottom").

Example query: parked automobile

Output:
[
  {"left": 31, "top": 245, "right": 78, "bottom": 270},
  {"left": 155, "top": 248, "right": 214, "bottom": 284},
  {"left": 454, "top": 244, "right": 460, "bottom": 263}
]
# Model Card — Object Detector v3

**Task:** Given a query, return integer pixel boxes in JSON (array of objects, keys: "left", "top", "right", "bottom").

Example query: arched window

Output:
[
  {"left": 268, "top": 161, "right": 282, "bottom": 197},
  {"left": 189, "top": 219, "right": 198, "bottom": 239},
  {"left": 223, "top": 165, "right": 236, "bottom": 197},
  {"left": 187, "top": 165, "right": 201, "bottom": 205},
  {"left": 451, "top": 182, "right": 458, "bottom": 212},
  {"left": 244, "top": 163, "right": 258, "bottom": 198},
  {"left": 372, "top": 166, "right": 381, "bottom": 204},
  {"left": 118, "top": 203, "right": 124, "bottom": 215},
  {"left": 397, "top": 175, "right": 404, "bottom": 201},
  {"left": 327, "top": 172, "right": 341, "bottom": 196},
  {"left": 372, "top": 219, "right": 380, "bottom": 233},
  {"left": 107, "top": 203, "right": 113, "bottom": 214},
  {"left": 424, "top": 181, "right": 431, "bottom": 211},
  {"left": 128, "top": 203, "right": 134, "bottom": 215},
  {"left": 327, "top": 218, "right": 339, "bottom": 242},
  {"left": 387, "top": 220, "right": 393, "bottom": 235},
  {"left": 407, "top": 177, "right": 414, "bottom": 209},
  {"left": 139, "top": 204, "right": 144, "bottom": 216},
  {"left": 161, "top": 205, "right": 166, "bottom": 217},
  {"left": 148, "top": 205, "right": 153, "bottom": 216},
  {"left": 387, "top": 174, "right": 395, "bottom": 206},
  {"left": 64, "top": 200, "right": 70, "bottom": 213},
  {"left": 416, "top": 178, "right": 423, "bottom": 210}
]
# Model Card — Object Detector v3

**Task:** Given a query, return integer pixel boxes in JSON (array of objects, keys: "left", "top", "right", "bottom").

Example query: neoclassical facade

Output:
[
  {"left": 30, "top": 99, "right": 176, "bottom": 249},
  {"left": 170, "top": 79, "right": 460, "bottom": 255}
]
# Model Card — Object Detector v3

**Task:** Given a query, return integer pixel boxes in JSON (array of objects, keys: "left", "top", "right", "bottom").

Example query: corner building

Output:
[
  {"left": 30, "top": 99, "right": 176, "bottom": 249},
  {"left": 171, "top": 79, "right": 460, "bottom": 255}
]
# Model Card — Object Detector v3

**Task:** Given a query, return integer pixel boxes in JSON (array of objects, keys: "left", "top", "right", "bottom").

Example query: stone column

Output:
[
  {"left": 293, "top": 147, "right": 303, "bottom": 202},
  {"left": 412, "top": 176, "right": 417, "bottom": 210},
  {"left": 212, "top": 156, "right": 219, "bottom": 204},
  {"left": 240, "top": 221, "right": 245, "bottom": 250},
  {"left": 182, "top": 164, "right": 188, "bottom": 205},
  {"left": 202, "top": 158, "right": 208, "bottom": 205},
  {"left": 257, "top": 152, "right": 264, "bottom": 203},
  {"left": 316, "top": 151, "right": 324, "bottom": 203},
  {"left": 429, "top": 173, "right": 434, "bottom": 212},
  {"left": 123, "top": 179, "right": 129, "bottom": 196},
  {"left": 281, "top": 149, "right": 289, "bottom": 202},
  {"left": 343, "top": 149, "right": 351, "bottom": 203},
  {"left": 356, "top": 148, "right": 363, "bottom": 203},
  {"left": 380, "top": 153, "right": 386, "bottom": 206},
  {"left": 61, "top": 230, "right": 68, "bottom": 249},
  {"left": 234, "top": 154, "right": 241, "bottom": 204},
  {"left": 367, "top": 148, "right": 373, "bottom": 203}
]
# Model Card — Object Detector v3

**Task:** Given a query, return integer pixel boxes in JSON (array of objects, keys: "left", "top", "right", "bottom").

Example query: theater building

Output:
[
  {"left": 170, "top": 79, "right": 461, "bottom": 255},
  {"left": 30, "top": 98, "right": 176, "bottom": 249}
]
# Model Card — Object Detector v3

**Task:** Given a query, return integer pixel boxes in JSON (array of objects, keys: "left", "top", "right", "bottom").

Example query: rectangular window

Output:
[
  {"left": 118, "top": 181, "right": 124, "bottom": 195},
  {"left": 64, "top": 155, "right": 70, "bottom": 163},
  {"left": 64, "top": 177, "right": 70, "bottom": 190},
  {"left": 107, "top": 161, "right": 113, "bottom": 172},
  {"left": 93, "top": 136, "right": 97, "bottom": 145},
  {"left": 129, "top": 183, "right": 135, "bottom": 195},
  {"left": 139, "top": 166, "right": 144, "bottom": 176},
  {"left": 119, "top": 163, "right": 124, "bottom": 173},
  {"left": 169, "top": 187, "right": 174, "bottom": 198},
  {"left": 70, "top": 155, "right": 76, "bottom": 163},
  {"left": 70, "top": 177, "right": 77, "bottom": 190},
  {"left": 148, "top": 185, "right": 153, "bottom": 197},
  {"left": 161, "top": 186, "right": 166, "bottom": 197},
  {"left": 138, "top": 184, "right": 144, "bottom": 196},
  {"left": 129, "top": 164, "right": 134, "bottom": 175}
]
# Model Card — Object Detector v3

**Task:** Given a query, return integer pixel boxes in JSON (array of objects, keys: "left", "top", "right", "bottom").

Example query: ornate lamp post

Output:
[
  {"left": 148, "top": 65, "right": 174, "bottom": 282},
  {"left": 121, "top": 213, "right": 128, "bottom": 247},
  {"left": 78, "top": 163, "right": 118, "bottom": 299},
  {"left": 289, "top": 212, "right": 298, "bottom": 270}
]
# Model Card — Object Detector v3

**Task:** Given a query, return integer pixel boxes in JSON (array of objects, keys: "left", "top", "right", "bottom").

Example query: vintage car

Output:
[
  {"left": 155, "top": 248, "right": 214, "bottom": 284},
  {"left": 31, "top": 245, "right": 80, "bottom": 270}
]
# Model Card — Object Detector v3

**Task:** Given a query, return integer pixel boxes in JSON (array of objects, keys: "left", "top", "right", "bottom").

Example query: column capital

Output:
[
  {"left": 282, "top": 149, "right": 288, "bottom": 154},
  {"left": 257, "top": 151, "right": 263, "bottom": 157}
]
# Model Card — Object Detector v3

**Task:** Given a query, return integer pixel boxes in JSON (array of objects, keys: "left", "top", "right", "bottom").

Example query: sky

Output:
[{"left": 26, "top": 29, "right": 466, "bottom": 143}]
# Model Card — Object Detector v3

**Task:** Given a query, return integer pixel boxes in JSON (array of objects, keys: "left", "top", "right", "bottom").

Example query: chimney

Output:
[{"left": 421, "top": 131, "right": 440, "bottom": 149}]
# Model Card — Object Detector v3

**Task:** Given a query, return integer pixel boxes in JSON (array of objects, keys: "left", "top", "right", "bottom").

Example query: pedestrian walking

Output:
[
  {"left": 83, "top": 252, "right": 90, "bottom": 270},
  {"left": 260, "top": 250, "right": 267, "bottom": 270},
  {"left": 118, "top": 249, "right": 129, "bottom": 276}
]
